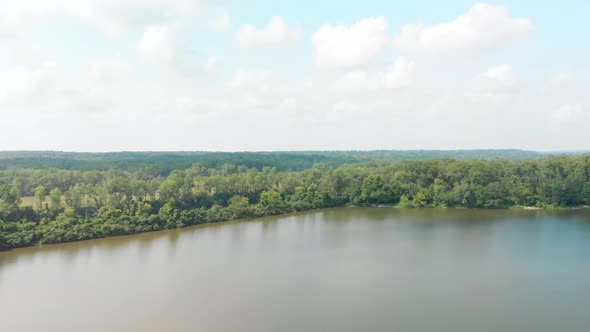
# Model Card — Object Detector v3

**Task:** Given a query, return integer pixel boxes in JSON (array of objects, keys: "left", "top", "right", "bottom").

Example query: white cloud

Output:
[
  {"left": 553, "top": 104, "right": 587, "bottom": 122},
  {"left": 136, "top": 24, "right": 178, "bottom": 64},
  {"left": 236, "top": 17, "right": 300, "bottom": 48},
  {"left": 0, "top": 2, "right": 587, "bottom": 152},
  {"left": 205, "top": 55, "right": 217, "bottom": 72},
  {"left": 332, "top": 100, "right": 359, "bottom": 115},
  {"left": 0, "top": 0, "right": 201, "bottom": 34},
  {"left": 0, "top": 61, "right": 57, "bottom": 103},
  {"left": 0, "top": 56, "right": 138, "bottom": 115},
  {"left": 210, "top": 13, "right": 231, "bottom": 31},
  {"left": 312, "top": 17, "right": 390, "bottom": 69},
  {"left": 335, "top": 58, "right": 416, "bottom": 90},
  {"left": 394, "top": 3, "right": 533, "bottom": 57},
  {"left": 136, "top": 23, "right": 212, "bottom": 72},
  {"left": 383, "top": 58, "right": 416, "bottom": 88},
  {"left": 425, "top": 95, "right": 458, "bottom": 117},
  {"left": 224, "top": 68, "right": 299, "bottom": 116},
  {"left": 175, "top": 95, "right": 226, "bottom": 116},
  {"left": 480, "top": 64, "right": 517, "bottom": 87},
  {"left": 335, "top": 70, "right": 374, "bottom": 90},
  {"left": 88, "top": 58, "right": 130, "bottom": 83},
  {"left": 0, "top": 53, "right": 587, "bottom": 151},
  {"left": 78, "top": 58, "right": 134, "bottom": 111},
  {"left": 472, "top": 64, "right": 518, "bottom": 103},
  {"left": 551, "top": 73, "right": 576, "bottom": 85},
  {"left": 278, "top": 98, "right": 297, "bottom": 113},
  {"left": 227, "top": 68, "right": 273, "bottom": 93}
]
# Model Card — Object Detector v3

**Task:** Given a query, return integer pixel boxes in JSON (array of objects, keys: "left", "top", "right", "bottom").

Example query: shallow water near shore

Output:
[{"left": 2, "top": 207, "right": 590, "bottom": 332}]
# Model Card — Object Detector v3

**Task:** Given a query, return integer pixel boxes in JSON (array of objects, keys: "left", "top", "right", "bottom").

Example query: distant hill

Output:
[{"left": 0, "top": 150, "right": 558, "bottom": 175}]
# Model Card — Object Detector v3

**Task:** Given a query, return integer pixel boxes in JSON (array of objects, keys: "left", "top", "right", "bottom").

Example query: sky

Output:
[{"left": 0, "top": 0, "right": 588, "bottom": 152}]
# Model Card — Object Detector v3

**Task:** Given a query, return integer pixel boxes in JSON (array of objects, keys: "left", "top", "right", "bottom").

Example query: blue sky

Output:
[
  {"left": 0, "top": 1, "right": 588, "bottom": 151},
  {"left": 27, "top": 0, "right": 590, "bottom": 78}
]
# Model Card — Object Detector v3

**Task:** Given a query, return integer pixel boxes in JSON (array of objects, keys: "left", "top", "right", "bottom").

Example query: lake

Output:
[{"left": 1, "top": 207, "right": 590, "bottom": 332}]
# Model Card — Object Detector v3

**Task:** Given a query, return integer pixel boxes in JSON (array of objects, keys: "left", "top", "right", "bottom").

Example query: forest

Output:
[
  {"left": 1, "top": 153, "right": 589, "bottom": 250},
  {"left": 0, "top": 150, "right": 545, "bottom": 174}
]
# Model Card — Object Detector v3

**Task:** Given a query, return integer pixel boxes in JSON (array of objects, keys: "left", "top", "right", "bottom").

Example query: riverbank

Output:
[
  {"left": 3, "top": 155, "right": 590, "bottom": 251},
  {"left": 3, "top": 204, "right": 590, "bottom": 252}
]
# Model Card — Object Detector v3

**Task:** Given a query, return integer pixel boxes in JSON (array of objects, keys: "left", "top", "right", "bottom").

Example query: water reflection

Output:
[{"left": 1, "top": 207, "right": 590, "bottom": 332}]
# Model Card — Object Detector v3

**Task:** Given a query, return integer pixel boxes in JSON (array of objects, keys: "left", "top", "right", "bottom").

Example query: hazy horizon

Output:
[{"left": 0, "top": 148, "right": 587, "bottom": 154}]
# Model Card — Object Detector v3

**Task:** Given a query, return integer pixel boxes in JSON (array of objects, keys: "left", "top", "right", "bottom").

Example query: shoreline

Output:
[{"left": 2, "top": 205, "right": 589, "bottom": 253}]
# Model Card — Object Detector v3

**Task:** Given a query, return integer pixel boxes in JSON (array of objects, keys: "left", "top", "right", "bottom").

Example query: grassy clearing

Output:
[
  {"left": 19, "top": 196, "right": 55, "bottom": 208},
  {"left": 19, "top": 196, "right": 37, "bottom": 208}
]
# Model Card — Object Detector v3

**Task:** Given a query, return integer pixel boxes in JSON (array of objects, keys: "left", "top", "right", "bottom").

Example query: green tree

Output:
[
  {"left": 398, "top": 195, "right": 411, "bottom": 208},
  {"left": 137, "top": 202, "right": 154, "bottom": 216},
  {"left": 411, "top": 191, "right": 428, "bottom": 208},
  {"left": 159, "top": 199, "right": 178, "bottom": 218},
  {"left": 432, "top": 178, "right": 449, "bottom": 207},
  {"left": 583, "top": 183, "right": 590, "bottom": 204},
  {"left": 0, "top": 219, "right": 6, "bottom": 250},
  {"left": 1, "top": 153, "right": 590, "bottom": 250},
  {"left": 289, "top": 186, "right": 311, "bottom": 211},
  {"left": 259, "top": 190, "right": 288, "bottom": 215},
  {"left": 228, "top": 195, "right": 250, "bottom": 219},
  {"left": 34, "top": 186, "right": 47, "bottom": 211},
  {"left": 0, "top": 184, "right": 20, "bottom": 220},
  {"left": 461, "top": 184, "right": 487, "bottom": 208},
  {"left": 361, "top": 175, "right": 388, "bottom": 204},
  {"left": 49, "top": 188, "right": 62, "bottom": 212}
]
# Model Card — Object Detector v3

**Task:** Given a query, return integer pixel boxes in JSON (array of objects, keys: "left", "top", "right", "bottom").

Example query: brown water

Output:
[{"left": 2, "top": 207, "right": 590, "bottom": 332}]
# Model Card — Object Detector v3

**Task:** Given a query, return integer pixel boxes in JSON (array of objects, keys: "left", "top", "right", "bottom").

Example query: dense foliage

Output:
[
  {"left": 0, "top": 150, "right": 546, "bottom": 175},
  {"left": 1, "top": 155, "right": 589, "bottom": 250}
]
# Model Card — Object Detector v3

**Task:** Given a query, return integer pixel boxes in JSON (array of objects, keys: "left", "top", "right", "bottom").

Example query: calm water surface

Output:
[{"left": 2, "top": 208, "right": 590, "bottom": 332}]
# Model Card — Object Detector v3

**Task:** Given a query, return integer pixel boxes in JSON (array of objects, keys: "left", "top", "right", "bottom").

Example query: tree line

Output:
[
  {"left": 0, "top": 150, "right": 545, "bottom": 175},
  {"left": 1, "top": 155, "right": 589, "bottom": 250}
]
